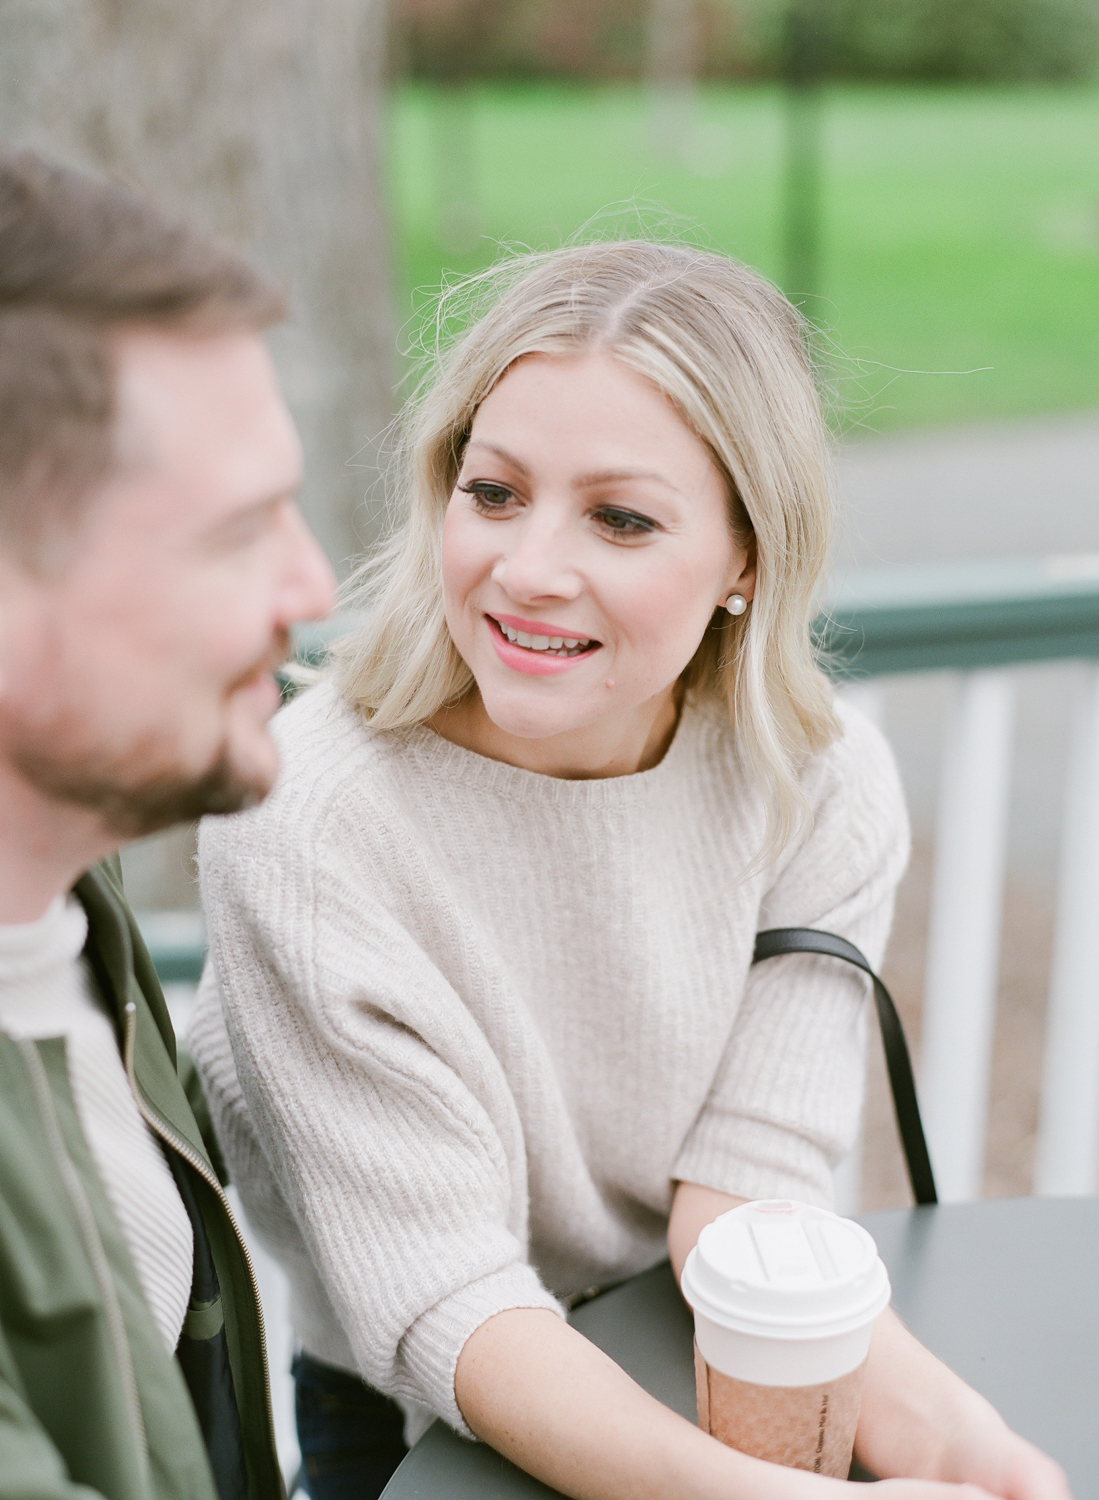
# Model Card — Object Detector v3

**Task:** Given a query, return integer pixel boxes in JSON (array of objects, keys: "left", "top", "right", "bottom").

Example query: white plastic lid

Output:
[{"left": 681, "top": 1199, "right": 891, "bottom": 1340}]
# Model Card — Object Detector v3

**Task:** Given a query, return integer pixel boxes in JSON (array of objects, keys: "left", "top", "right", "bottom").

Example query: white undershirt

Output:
[{"left": 0, "top": 896, "right": 193, "bottom": 1352}]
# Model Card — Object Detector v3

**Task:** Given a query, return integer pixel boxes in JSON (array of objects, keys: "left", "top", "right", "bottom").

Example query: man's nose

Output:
[{"left": 280, "top": 506, "right": 337, "bottom": 624}]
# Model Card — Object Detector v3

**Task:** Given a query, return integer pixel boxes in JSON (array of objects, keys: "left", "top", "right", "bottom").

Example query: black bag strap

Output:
[{"left": 752, "top": 928, "right": 937, "bottom": 1206}]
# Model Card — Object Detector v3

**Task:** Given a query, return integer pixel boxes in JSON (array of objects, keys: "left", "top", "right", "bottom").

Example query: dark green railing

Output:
[{"left": 819, "top": 555, "right": 1099, "bottom": 679}]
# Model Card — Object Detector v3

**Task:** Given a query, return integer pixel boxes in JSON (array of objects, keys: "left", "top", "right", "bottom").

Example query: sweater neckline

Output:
[
  {"left": 390, "top": 697, "right": 715, "bottom": 809},
  {"left": 0, "top": 895, "right": 88, "bottom": 984}
]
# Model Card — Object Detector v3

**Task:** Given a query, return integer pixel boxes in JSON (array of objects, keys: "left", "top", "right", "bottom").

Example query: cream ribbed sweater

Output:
[{"left": 190, "top": 682, "right": 908, "bottom": 1439}]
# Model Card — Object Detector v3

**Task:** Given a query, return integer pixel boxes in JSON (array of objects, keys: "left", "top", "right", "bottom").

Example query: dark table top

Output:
[{"left": 381, "top": 1198, "right": 1099, "bottom": 1499}]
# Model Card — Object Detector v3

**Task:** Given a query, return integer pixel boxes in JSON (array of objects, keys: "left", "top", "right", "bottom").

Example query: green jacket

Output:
[{"left": 0, "top": 859, "right": 283, "bottom": 1500}]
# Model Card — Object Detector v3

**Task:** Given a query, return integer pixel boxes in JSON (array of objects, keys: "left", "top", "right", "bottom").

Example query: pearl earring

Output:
[{"left": 724, "top": 593, "right": 748, "bottom": 617}]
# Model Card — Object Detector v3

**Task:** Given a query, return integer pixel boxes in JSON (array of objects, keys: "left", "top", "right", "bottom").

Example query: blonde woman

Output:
[{"left": 190, "top": 242, "right": 1066, "bottom": 1500}]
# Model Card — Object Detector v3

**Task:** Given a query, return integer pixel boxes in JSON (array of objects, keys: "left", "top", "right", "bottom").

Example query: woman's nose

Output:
[{"left": 491, "top": 511, "right": 581, "bottom": 602}]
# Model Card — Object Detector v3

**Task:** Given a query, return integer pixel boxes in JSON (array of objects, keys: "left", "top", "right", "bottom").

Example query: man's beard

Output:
[
  {"left": 15, "top": 735, "right": 271, "bottom": 840},
  {"left": 9, "top": 630, "right": 290, "bottom": 841}
]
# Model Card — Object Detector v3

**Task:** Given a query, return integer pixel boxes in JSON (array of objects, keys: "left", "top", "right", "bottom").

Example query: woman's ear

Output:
[{"left": 722, "top": 533, "right": 757, "bottom": 607}]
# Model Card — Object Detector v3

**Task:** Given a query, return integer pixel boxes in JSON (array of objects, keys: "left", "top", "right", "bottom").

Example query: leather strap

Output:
[{"left": 752, "top": 928, "right": 938, "bottom": 1206}]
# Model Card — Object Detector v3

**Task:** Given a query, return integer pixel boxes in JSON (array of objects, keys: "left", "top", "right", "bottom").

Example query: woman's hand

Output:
[
  {"left": 870, "top": 1486, "right": 999, "bottom": 1499},
  {"left": 853, "top": 1309, "right": 1070, "bottom": 1500},
  {"left": 932, "top": 1410, "right": 1071, "bottom": 1500}
]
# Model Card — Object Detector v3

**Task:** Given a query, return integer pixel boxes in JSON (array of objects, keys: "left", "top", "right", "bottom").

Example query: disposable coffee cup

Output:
[{"left": 681, "top": 1200, "right": 890, "bottom": 1477}]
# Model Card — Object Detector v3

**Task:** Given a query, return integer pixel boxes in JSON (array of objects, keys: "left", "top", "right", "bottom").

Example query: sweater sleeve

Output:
[
  {"left": 672, "top": 703, "right": 911, "bottom": 1206},
  {"left": 197, "top": 806, "right": 563, "bottom": 1437}
]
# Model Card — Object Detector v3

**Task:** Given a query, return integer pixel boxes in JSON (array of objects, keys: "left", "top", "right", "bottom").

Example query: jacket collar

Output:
[{"left": 74, "top": 861, "right": 213, "bottom": 1172}]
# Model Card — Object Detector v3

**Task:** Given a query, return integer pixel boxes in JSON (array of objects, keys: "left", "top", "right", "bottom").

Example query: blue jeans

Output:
[{"left": 293, "top": 1353, "right": 409, "bottom": 1500}]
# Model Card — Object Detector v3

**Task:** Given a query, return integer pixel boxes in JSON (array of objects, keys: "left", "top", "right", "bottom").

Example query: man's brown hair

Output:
[{"left": 0, "top": 149, "right": 286, "bottom": 560}]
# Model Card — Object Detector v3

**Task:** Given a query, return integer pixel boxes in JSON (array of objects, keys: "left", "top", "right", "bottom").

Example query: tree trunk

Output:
[{"left": 0, "top": 0, "right": 394, "bottom": 573}]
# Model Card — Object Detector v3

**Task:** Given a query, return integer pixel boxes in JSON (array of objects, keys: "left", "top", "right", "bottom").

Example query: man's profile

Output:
[{"left": 0, "top": 149, "right": 335, "bottom": 1500}]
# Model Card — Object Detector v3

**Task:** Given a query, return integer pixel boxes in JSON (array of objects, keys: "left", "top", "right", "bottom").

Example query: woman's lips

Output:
[
  {"left": 485, "top": 613, "right": 602, "bottom": 677},
  {"left": 491, "top": 611, "right": 597, "bottom": 642}
]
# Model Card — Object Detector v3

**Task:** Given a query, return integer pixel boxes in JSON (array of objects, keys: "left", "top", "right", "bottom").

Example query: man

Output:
[{"left": 0, "top": 149, "right": 336, "bottom": 1500}]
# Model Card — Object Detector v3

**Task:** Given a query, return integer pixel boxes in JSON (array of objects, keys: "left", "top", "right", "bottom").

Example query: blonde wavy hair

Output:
[{"left": 333, "top": 239, "right": 839, "bottom": 860}]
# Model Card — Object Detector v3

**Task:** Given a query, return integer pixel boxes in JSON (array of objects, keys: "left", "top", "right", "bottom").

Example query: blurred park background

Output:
[
  {"left": 393, "top": 0, "right": 1099, "bottom": 435},
  {"left": 4, "top": 0, "right": 1099, "bottom": 1220}
]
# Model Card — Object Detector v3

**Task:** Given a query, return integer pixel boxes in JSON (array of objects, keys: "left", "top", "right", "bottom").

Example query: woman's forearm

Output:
[
  {"left": 667, "top": 1182, "right": 746, "bottom": 1281},
  {"left": 454, "top": 1307, "right": 833, "bottom": 1500}
]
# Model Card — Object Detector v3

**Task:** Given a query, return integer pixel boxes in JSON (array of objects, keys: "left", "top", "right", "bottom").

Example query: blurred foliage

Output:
[
  {"left": 391, "top": 0, "right": 1099, "bottom": 82},
  {"left": 393, "top": 0, "right": 646, "bottom": 80},
  {"left": 826, "top": 0, "right": 1099, "bottom": 80}
]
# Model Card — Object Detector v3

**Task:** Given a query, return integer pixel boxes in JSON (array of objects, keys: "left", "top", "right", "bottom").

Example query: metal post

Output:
[
  {"left": 1035, "top": 664, "right": 1099, "bottom": 1195},
  {"left": 920, "top": 671, "right": 1015, "bottom": 1202},
  {"left": 783, "top": 0, "right": 826, "bottom": 313}
]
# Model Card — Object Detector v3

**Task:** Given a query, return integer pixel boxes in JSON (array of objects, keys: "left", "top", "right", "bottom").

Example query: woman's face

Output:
[{"left": 440, "top": 351, "right": 754, "bottom": 754}]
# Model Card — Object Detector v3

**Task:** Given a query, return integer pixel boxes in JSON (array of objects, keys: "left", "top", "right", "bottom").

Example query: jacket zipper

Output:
[
  {"left": 121, "top": 1001, "right": 280, "bottom": 1469},
  {"left": 18, "top": 1037, "right": 151, "bottom": 1488}
]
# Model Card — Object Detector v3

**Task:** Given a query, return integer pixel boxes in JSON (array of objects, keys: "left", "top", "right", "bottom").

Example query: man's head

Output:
[{"left": 0, "top": 151, "right": 336, "bottom": 845}]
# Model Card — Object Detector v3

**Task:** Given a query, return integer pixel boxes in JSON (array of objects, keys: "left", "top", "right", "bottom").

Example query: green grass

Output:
[{"left": 387, "top": 81, "right": 1099, "bottom": 433}]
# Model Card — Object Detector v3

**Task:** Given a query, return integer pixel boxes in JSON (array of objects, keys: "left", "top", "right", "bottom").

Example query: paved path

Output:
[{"left": 834, "top": 410, "right": 1099, "bottom": 570}]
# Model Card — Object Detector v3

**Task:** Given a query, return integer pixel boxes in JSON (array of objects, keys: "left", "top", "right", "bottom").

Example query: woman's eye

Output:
[
  {"left": 594, "top": 507, "right": 656, "bottom": 537},
  {"left": 458, "top": 481, "right": 515, "bottom": 511}
]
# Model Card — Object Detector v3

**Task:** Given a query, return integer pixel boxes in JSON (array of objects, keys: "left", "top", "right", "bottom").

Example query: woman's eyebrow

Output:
[
  {"left": 464, "top": 443, "right": 683, "bottom": 497},
  {"left": 574, "top": 467, "right": 683, "bottom": 495},
  {"left": 464, "top": 439, "right": 531, "bottom": 476}
]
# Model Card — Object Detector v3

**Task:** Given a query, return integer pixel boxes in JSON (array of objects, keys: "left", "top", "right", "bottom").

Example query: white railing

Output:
[
  {"left": 918, "top": 670, "right": 1015, "bottom": 1203},
  {"left": 827, "top": 556, "right": 1099, "bottom": 1208},
  {"left": 1033, "top": 662, "right": 1099, "bottom": 1195}
]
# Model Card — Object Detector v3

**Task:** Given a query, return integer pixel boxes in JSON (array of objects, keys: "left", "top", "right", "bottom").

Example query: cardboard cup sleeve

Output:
[{"left": 694, "top": 1340, "right": 866, "bottom": 1478}]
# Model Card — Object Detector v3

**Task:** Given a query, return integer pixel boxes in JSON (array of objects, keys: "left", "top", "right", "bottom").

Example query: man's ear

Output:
[
  {"left": 0, "top": 560, "right": 13, "bottom": 700},
  {"left": 0, "top": 553, "right": 37, "bottom": 702}
]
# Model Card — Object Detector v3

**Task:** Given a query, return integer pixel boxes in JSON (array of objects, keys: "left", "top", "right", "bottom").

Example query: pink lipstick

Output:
[{"left": 485, "top": 613, "right": 601, "bottom": 677}]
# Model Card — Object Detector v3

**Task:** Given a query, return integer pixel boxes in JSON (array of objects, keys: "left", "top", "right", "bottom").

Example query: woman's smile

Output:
[{"left": 486, "top": 611, "right": 602, "bottom": 675}]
